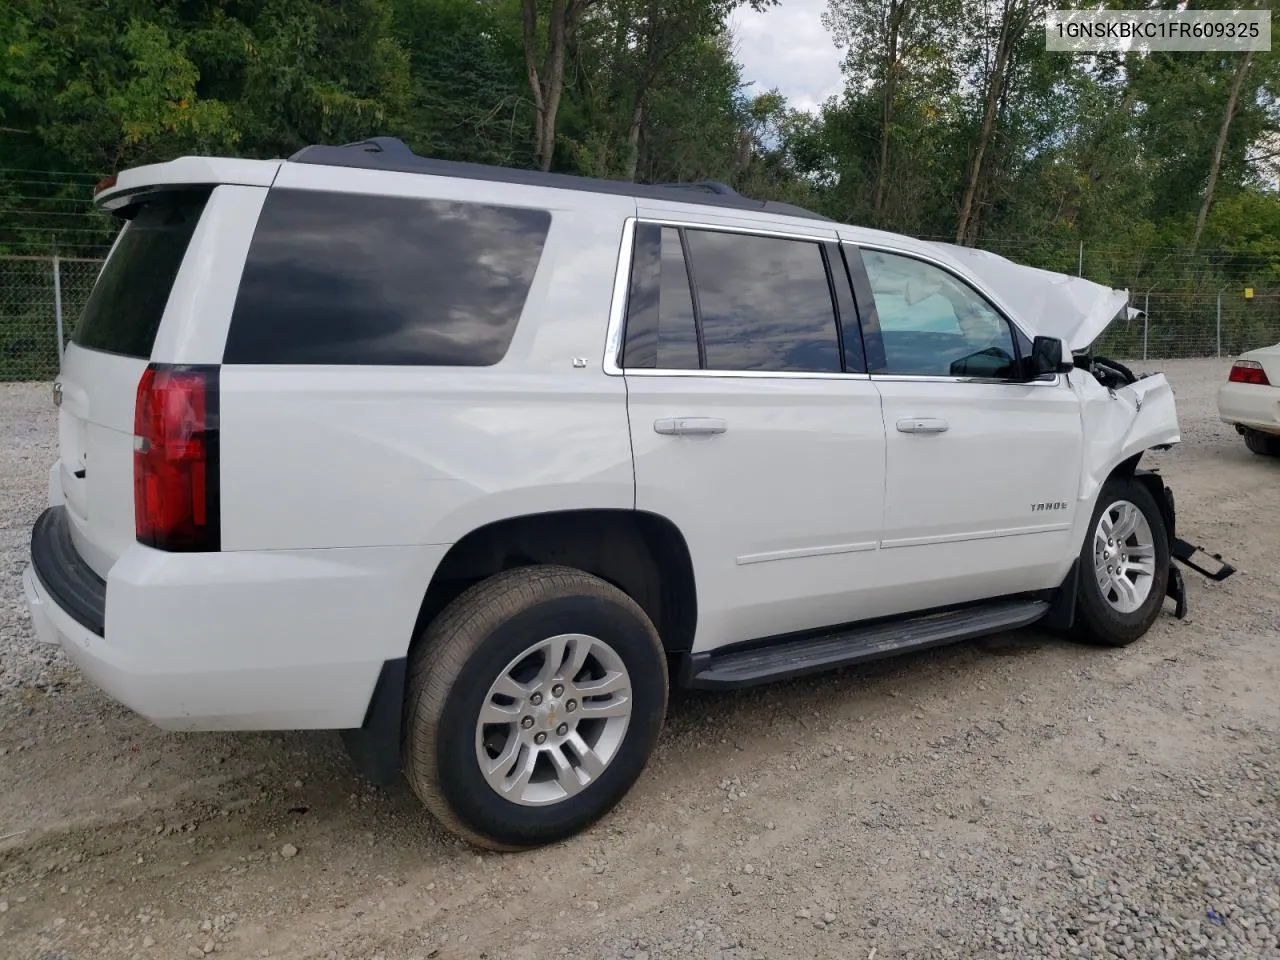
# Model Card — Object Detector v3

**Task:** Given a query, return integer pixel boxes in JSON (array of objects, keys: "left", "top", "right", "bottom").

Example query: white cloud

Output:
[{"left": 728, "top": 1, "right": 844, "bottom": 113}]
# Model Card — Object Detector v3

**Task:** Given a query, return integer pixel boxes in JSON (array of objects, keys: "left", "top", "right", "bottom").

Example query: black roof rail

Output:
[
  {"left": 651, "top": 179, "right": 740, "bottom": 197},
  {"left": 286, "top": 137, "right": 832, "bottom": 223},
  {"left": 325, "top": 136, "right": 417, "bottom": 158}
]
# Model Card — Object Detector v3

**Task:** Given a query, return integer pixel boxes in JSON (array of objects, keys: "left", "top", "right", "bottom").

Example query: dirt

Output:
[{"left": 2, "top": 358, "right": 1278, "bottom": 960}]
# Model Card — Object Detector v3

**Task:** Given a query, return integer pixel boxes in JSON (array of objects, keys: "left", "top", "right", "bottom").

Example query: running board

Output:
[{"left": 684, "top": 599, "right": 1051, "bottom": 690}]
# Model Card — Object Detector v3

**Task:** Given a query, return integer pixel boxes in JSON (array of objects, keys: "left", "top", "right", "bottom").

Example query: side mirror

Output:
[{"left": 1023, "top": 336, "right": 1073, "bottom": 379}]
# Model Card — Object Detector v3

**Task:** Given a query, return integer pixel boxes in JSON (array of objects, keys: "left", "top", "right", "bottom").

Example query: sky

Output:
[{"left": 728, "top": 0, "right": 845, "bottom": 114}]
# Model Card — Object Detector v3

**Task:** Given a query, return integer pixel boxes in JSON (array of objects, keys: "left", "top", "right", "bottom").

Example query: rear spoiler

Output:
[{"left": 93, "top": 157, "right": 282, "bottom": 213}]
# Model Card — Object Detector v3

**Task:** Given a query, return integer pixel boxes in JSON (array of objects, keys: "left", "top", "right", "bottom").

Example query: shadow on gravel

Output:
[
  {"left": 662, "top": 625, "right": 1077, "bottom": 738},
  {"left": 0, "top": 624, "right": 1080, "bottom": 860}
]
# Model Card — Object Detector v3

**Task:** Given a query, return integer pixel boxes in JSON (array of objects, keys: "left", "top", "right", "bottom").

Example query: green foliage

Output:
[
  {"left": 0, "top": 0, "right": 1277, "bottom": 366},
  {"left": 392, "top": 0, "right": 533, "bottom": 166}
]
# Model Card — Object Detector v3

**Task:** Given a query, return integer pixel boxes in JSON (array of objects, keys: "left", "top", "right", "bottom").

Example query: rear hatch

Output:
[{"left": 56, "top": 189, "right": 210, "bottom": 578}]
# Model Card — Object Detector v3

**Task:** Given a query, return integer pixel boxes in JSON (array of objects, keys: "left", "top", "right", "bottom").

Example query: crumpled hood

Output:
[{"left": 926, "top": 241, "right": 1129, "bottom": 352}]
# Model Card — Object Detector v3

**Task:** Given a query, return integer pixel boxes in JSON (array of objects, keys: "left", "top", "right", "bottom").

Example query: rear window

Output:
[
  {"left": 71, "top": 190, "right": 210, "bottom": 358},
  {"left": 223, "top": 189, "right": 552, "bottom": 366}
]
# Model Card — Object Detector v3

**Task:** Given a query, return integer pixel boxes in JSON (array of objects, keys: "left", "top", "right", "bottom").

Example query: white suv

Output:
[{"left": 24, "top": 137, "right": 1222, "bottom": 850}]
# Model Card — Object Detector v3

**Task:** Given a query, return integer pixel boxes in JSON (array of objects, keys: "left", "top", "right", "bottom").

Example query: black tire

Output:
[
  {"left": 1073, "top": 478, "right": 1171, "bottom": 647},
  {"left": 1243, "top": 429, "right": 1280, "bottom": 457},
  {"left": 402, "top": 565, "right": 668, "bottom": 850}
]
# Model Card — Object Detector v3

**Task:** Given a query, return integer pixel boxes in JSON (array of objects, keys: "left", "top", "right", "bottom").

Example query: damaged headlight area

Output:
[{"left": 1074, "top": 352, "right": 1145, "bottom": 390}]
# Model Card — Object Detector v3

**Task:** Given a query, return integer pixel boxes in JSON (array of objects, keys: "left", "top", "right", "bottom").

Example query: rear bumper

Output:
[
  {"left": 24, "top": 506, "right": 448, "bottom": 731},
  {"left": 1217, "top": 381, "right": 1280, "bottom": 435},
  {"left": 30, "top": 505, "right": 106, "bottom": 636}
]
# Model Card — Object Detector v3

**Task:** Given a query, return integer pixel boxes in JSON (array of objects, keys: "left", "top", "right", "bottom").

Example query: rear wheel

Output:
[
  {"left": 1074, "top": 478, "right": 1170, "bottom": 647},
  {"left": 402, "top": 565, "right": 668, "bottom": 850},
  {"left": 1243, "top": 428, "right": 1280, "bottom": 457}
]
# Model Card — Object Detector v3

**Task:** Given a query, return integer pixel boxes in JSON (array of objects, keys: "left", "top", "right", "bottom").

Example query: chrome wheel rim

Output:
[
  {"left": 474, "top": 633, "right": 631, "bottom": 806},
  {"left": 1092, "top": 499, "right": 1157, "bottom": 614}
]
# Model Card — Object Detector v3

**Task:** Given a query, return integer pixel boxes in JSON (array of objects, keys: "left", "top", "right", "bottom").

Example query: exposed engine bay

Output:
[{"left": 1073, "top": 350, "right": 1147, "bottom": 390}]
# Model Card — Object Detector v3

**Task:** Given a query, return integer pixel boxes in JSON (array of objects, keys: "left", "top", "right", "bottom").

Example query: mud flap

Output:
[
  {"left": 340, "top": 657, "right": 406, "bottom": 786},
  {"left": 1165, "top": 565, "right": 1187, "bottom": 620}
]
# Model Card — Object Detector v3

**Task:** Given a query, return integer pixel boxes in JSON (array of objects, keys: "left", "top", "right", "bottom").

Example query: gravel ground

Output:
[{"left": 1, "top": 359, "right": 1278, "bottom": 960}]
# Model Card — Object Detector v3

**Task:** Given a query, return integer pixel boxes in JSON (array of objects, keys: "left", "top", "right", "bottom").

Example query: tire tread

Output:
[
  {"left": 1073, "top": 478, "right": 1170, "bottom": 648},
  {"left": 402, "top": 565, "right": 666, "bottom": 850},
  {"left": 1244, "top": 429, "right": 1280, "bottom": 457}
]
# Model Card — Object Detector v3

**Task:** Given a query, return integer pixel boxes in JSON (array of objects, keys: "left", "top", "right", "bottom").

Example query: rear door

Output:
[
  {"left": 619, "top": 215, "right": 889, "bottom": 652},
  {"left": 56, "top": 190, "right": 212, "bottom": 575},
  {"left": 53, "top": 182, "right": 270, "bottom": 577}
]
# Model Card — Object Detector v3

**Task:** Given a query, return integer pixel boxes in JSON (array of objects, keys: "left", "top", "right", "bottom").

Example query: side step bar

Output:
[
  {"left": 1165, "top": 537, "right": 1237, "bottom": 621},
  {"left": 684, "top": 599, "right": 1050, "bottom": 690},
  {"left": 1173, "top": 537, "right": 1236, "bottom": 582}
]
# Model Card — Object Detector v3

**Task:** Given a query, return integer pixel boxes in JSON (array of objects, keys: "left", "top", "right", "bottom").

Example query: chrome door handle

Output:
[
  {"left": 896, "top": 417, "right": 949, "bottom": 434},
  {"left": 654, "top": 417, "right": 728, "bottom": 436}
]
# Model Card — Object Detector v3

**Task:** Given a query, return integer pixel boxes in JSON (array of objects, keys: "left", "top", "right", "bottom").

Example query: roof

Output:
[{"left": 288, "top": 137, "right": 833, "bottom": 223}]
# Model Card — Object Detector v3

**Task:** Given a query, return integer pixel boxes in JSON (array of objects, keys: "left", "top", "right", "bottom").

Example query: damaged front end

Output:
[
  {"left": 1071, "top": 350, "right": 1237, "bottom": 620},
  {"left": 926, "top": 240, "right": 1237, "bottom": 619}
]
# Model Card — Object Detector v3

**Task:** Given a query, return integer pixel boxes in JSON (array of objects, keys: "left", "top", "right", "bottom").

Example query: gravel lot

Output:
[{"left": 2, "top": 359, "right": 1278, "bottom": 960}]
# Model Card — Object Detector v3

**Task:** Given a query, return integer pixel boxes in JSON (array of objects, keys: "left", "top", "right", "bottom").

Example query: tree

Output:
[
  {"left": 1192, "top": 51, "right": 1255, "bottom": 253},
  {"left": 954, "top": 0, "right": 1049, "bottom": 244},
  {"left": 522, "top": 0, "right": 599, "bottom": 171},
  {"left": 606, "top": 0, "right": 775, "bottom": 181},
  {"left": 824, "top": 0, "right": 957, "bottom": 223},
  {"left": 391, "top": 0, "right": 533, "bottom": 166}
]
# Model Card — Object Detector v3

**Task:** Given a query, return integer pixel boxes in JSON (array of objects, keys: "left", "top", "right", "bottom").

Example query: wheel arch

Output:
[
  {"left": 341, "top": 508, "right": 698, "bottom": 785},
  {"left": 1046, "top": 450, "right": 1175, "bottom": 631},
  {"left": 1103, "top": 451, "right": 1176, "bottom": 543},
  {"left": 409, "top": 508, "right": 698, "bottom": 657}
]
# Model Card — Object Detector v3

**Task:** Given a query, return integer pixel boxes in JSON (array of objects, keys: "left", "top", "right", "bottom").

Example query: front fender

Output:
[{"left": 1073, "top": 370, "right": 1180, "bottom": 505}]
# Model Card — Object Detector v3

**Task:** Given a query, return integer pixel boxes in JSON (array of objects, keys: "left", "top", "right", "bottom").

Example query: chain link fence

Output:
[
  {"left": 2, "top": 253, "right": 1280, "bottom": 382},
  {"left": 1, "top": 255, "right": 103, "bottom": 381},
  {"left": 1093, "top": 291, "right": 1280, "bottom": 362}
]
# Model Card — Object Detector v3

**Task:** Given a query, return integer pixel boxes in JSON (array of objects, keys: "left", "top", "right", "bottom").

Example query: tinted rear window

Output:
[
  {"left": 683, "top": 228, "right": 843, "bottom": 373},
  {"left": 71, "top": 190, "right": 209, "bottom": 358},
  {"left": 223, "top": 189, "right": 552, "bottom": 366},
  {"left": 621, "top": 224, "right": 701, "bottom": 370}
]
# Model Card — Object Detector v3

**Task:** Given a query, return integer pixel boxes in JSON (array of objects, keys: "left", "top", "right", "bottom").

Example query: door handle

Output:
[
  {"left": 654, "top": 417, "right": 728, "bottom": 437},
  {"left": 896, "top": 417, "right": 949, "bottom": 434}
]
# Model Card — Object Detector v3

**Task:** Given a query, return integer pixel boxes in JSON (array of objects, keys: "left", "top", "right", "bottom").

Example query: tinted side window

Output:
[
  {"left": 621, "top": 224, "right": 700, "bottom": 369},
  {"left": 72, "top": 190, "right": 210, "bottom": 359},
  {"left": 860, "top": 250, "right": 1018, "bottom": 378},
  {"left": 684, "top": 229, "right": 841, "bottom": 373},
  {"left": 224, "top": 190, "right": 550, "bottom": 365}
]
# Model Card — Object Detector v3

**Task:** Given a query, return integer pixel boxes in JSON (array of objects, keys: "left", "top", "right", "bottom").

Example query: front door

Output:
[
  {"left": 845, "top": 244, "right": 1084, "bottom": 613},
  {"left": 619, "top": 216, "right": 888, "bottom": 652}
]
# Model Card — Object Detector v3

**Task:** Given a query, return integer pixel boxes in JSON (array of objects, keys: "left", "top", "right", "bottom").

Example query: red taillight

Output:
[
  {"left": 1228, "top": 360, "right": 1270, "bottom": 386},
  {"left": 133, "top": 364, "right": 220, "bottom": 551}
]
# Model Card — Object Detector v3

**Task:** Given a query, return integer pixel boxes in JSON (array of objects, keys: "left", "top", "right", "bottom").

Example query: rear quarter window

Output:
[
  {"left": 223, "top": 189, "right": 552, "bottom": 366},
  {"left": 72, "top": 190, "right": 210, "bottom": 359}
]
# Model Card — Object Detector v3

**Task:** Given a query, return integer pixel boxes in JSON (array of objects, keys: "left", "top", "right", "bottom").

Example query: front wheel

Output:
[
  {"left": 402, "top": 565, "right": 668, "bottom": 850},
  {"left": 1074, "top": 478, "right": 1171, "bottom": 647}
]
